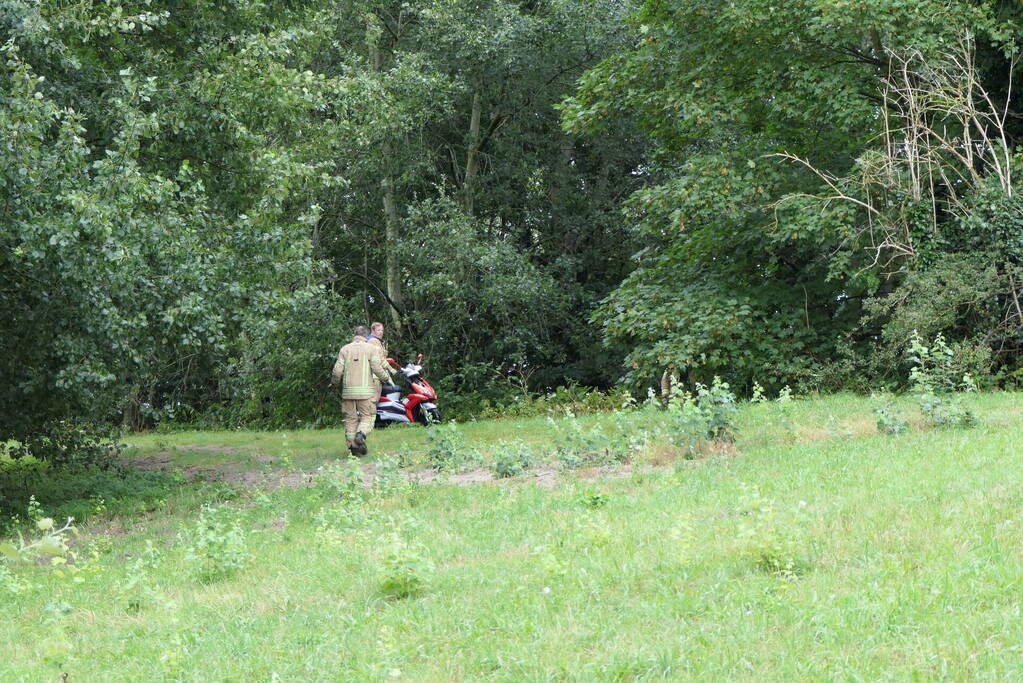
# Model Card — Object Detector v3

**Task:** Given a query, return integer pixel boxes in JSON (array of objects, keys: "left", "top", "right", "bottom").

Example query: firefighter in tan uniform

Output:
[{"left": 331, "top": 325, "right": 391, "bottom": 456}]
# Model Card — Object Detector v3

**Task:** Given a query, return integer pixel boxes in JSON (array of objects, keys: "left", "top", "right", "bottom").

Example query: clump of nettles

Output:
[
  {"left": 552, "top": 411, "right": 613, "bottom": 470},
  {"left": 491, "top": 440, "right": 534, "bottom": 478},
  {"left": 908, "top": 332, "right": 977, "bottom": 429},
  {"left": 182, "top": 505, "right": 248, "bottom": 582},
  {"left": 662, "top": 376, "right": 738, "bottom": 456},
  {"left": 378, "top": 532, "right": 433, "bottom": 599},
  {"left": 425, "top": 422, "right": 481, "bottom": 472}
]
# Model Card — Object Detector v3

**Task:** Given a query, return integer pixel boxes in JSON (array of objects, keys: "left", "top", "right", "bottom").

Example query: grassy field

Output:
[{"left": 3, "top": 393, "right": 1023, "bottom": 680}]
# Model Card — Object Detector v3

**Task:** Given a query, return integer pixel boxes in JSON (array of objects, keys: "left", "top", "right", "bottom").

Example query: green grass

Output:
[{"left": 4, "top": 393, "right": 1023, "bottom": 680}]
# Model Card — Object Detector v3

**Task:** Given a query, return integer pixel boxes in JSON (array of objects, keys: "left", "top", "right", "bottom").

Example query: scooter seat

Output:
[{"left": 382, "top": 384, "right": 402, "bottom": 394}]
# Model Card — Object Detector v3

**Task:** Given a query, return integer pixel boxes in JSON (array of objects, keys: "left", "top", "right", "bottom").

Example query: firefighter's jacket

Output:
[{"left": 331, "top": 335, "right": 391, "bottom": 400}]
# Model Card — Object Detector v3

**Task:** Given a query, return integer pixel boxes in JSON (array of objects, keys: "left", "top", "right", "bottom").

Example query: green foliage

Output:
[
  {"left": 315, "top": 458, "right": 363, "bottom": 500},
  {"left": 909, "top": 332, "right": 979, "bottom": 430},
  {"left": 182, "top": 505, "right": 248, "bottom": 582},
  {"left": 490, "top": 440, "right": 535, "bottom": 479},
  {"left": 425, "top": 422, "right": 481, "bottom": 472},
  {"left": 578, "top": 491, "right": 608, "bottom": 509},
  {"left": 917, "top": 393, "right": 978, "bottom": 430},
  {"left": 735, "top": 485, "right": 811, "bottom": 578},
  {"left": 117, "top": 541, "right": 170, "bottom": 613},
  {"left": 566, "top": 0, "right": 1023, "bottom": 393},
  {"left": 552, "top": 414, "right": 626, "bottom": 470},
  {"left": 474, "top": 382, "right": 633, "bottom": 422},
  {"left": 908, "top": 332, "right": 978, "bottom": 395},
  {"left": 873, "top": 396, "right": 910, "bottom": 436},
  {"left": 1, "top": 461, "right": 177, "bottom": 521},
  {"left": 661, "top": 376, "right": 738, "bottom": 454},
  {"left": 0, "top": 512, "right": 77, "bottom": 567},
  {"left": 862, "top": 255, "right": 1000, "bottom": 387},
  {"left": 378, "top": 532, "right": 433, "bottom": 600}
]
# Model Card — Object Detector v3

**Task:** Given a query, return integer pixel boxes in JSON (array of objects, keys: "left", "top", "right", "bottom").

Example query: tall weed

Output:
[{"left": 181, "top": 505, "right": 248, "bottom": 582}]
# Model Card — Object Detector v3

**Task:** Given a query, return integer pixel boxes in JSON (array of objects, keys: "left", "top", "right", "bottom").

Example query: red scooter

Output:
[{"left": 376, "top": 354, "right": 442, "bottom": 426}]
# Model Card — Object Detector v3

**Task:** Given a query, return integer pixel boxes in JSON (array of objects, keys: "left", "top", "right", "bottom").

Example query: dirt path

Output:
[{"left": 121, "top": 451, "right": 671, "bottom": 491}]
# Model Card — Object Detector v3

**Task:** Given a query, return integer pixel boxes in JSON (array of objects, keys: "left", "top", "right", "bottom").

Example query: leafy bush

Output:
[
  {"left": 378, "top": 532, "right": 433, "bottom": 600},
  {"left": 668, "top": 376, "right": 737, "bottom": 438},
  {"left": 909, "top": 332, "right": 978, "bottom": 429},
  {"left": 315, "top": 458, "right": 362, "bottom": 500},
  {"left": 659, "top": 376, "right": 739, "bottom": 456},
  {"left": 699, "top": 378, "right": 738, "bottom": 439},
  {"left": 4, "top": 421, "right": 120, "bottom": 471},
  {"left": 917, "top": 392, "right": 978, "bottom": 430},
  {"left": 552, "top": 414, "right": 623, "bottom": 470},
  {"left": 578, "top": 491, "right": 608, "bottom": 509},
  {"left": 491, "top": 440, "right": 535, "bottom": 478},
  {"left": 873, "top": 396, "right": 909, "bottom": 436},
  {"left": 425, "top": 423, "right": 481, "bottom": 472},
  {"left": 908, "top": 332, "right": 976, "bottom": 394},
  {"left": 182, "top": 505, "right": 248, "bottom": 582}
]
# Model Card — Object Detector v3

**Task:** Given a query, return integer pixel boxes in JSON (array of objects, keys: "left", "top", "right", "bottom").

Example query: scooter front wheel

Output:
[{"left": 417, "top": 406, "right": 441, "bottom": 426}]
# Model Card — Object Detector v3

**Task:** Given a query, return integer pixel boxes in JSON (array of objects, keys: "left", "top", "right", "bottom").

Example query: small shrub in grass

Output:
[
  {"left": 605, "top": 412, "right": 649, "bottom": 463},
  {"left": 662, "top": 397, "right": 707, "bottom": 457},
  {"left": 316, "top": 458, "right": 362, "bottom": 499},
  {"left": 117, "top": 541, "right": 169, "bottom": 613},
  {"left": 663, "top": 376, "right": 738, "bottom": 454},
  {"left": 491, "top": 440, "right": 534, "bottom": 478},
  {"left": 918, "top": 391, "right": 977, "bottom": 429},
  {"left": 552, "top": 413, "right": 625, "bottom": 469},
  {"left": 578, "top": 490, "right": 608, "bottom": 508},
  {"left": 735, "top": 484, "right": 810, "bottom": 578},
  {"left": 553, "top": 415, "right": 600, "bottom": 468},
  {"left": 908, "top": 332, "right": 978, "bottom": 429},
  {"left": 370, "top": 454, "right": 410, "bottom": 497},
  {"left": 425, "top": 423, "right": 481, "bottom": 472},
  {"left": 182, "top": 505, "right": 248, "bottom": 582},
  {"left": 873, "top": 395, "right": 909, "bottom": 435},
  {"left": 0, "top": 498, "right": 78, "bottom": 569},
  {"left": 696, "top": 377, "right": 738, "bottom": 440},
  {"left": 379, "top": 533, "right": 433, "bottom": 599}
]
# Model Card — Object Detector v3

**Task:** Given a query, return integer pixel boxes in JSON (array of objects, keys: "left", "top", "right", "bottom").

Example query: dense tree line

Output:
[
  {"left": 2, "top": 0, "right": 642, "bottom": 444},
  {"left": 565, "top": 0, "right": 1023, "bottom": 393},
  {"left": 5, "top": 0, "right": 1023, "bottom": 451}
]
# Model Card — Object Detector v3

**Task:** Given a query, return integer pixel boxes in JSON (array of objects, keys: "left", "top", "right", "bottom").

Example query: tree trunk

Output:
[
  {"left": 382, "top": 171, "right": 403, "bottom": 336},
  {"left": 370, "top": 18, "right": 404, "bottom": 337},
  {"left": 463, "top": 88, "right": 483, "bottom": 216}
]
